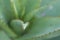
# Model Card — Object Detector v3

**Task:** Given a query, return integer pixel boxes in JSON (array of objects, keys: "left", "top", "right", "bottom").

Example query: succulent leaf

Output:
[
  {"left": 0, "top": 0, "right": 60, "bottom": 40},
  {"left": 16, "top": 17, "right": 60, "bottom": 40},
  {"left": 23, "top": 0, "right": 40, "bottom": 22},
  {"left": 36, "top": 0, "right": 60, "bottom": 18},
  {"left": 10, "top": 20, "right": 24, "bottom": 35},
  {"left": 0, "top": 20, "right": 17, "bottom": 38}
]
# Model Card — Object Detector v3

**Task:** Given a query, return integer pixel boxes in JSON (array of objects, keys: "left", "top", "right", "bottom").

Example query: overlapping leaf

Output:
[
  {"left": 0, "top": 13, "right": 17, "bottom": 38},
  {"left": 16, "top": 17, "right": 60, "bottom": 40},
  {"left": 2, "top": 0, "right": 28, "bottom": 21},
  {"left": 0, "top": 0, "right": 60, "bottom": 40},
  {"left": 15, "top": 0, "right": 60, "bottom": 40},
  {"left": 23, "top": 0, "right": 40, "bottom": 22}
]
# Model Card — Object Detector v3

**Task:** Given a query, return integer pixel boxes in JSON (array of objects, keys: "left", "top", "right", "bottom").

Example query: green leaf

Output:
[
  {"left": 2, "top": 0, "right": 20, "bottom": 21},
  {"left": 44, "top": 0, "right": 60, "bottom": 16},
  {"left": 16, "top": 0, "right": 27, "bottom": 18},
  {"left": 10, "top": 0, "right": 27, "bottom": 18},
  {"left": 0, "top": 13, "right": 17, "bottom": 38},
  {"left": 24, "top": 7, "right": 40, "bottom": 22},
  {"left": 16, "top": 17, "right": 60, "bottom": 40},
  {"left": 0, "top": 1, "right": 17, "bottom": 37},
  {"left": 36, "top": 0, "right": 60, "bottom": 18},
  {"left": 1, "top": 0, "right": 14, "bottom": 22},
  {"left": 0, "top": 30, "right": 11, "bottom": 40},
  {"left": 23, "top": 0, "right": 40, "bottom": 22},
  {"left": 10, "top": 20, "right": 24, "bottom": 35},
  {"left": 2, "top": 0, "right": 28, "bottom": 21}
]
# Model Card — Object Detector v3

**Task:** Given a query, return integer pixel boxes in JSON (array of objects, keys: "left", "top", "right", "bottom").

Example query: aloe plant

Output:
[{"left": 0, "top": 0, "right": 60, "bottom": 40}]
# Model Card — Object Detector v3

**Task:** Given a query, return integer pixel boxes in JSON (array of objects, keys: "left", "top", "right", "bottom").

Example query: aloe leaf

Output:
[
  {"left": 23, "top": 0, "right": 40, "bottom": 22},
  {"left": 10, "top": 0, "right": 19, "bottom": 19},
  {"left": 16, "top": 0, "right": 27, "bottom": 18},
  {"left": 0, "top": 13, "right": 17, "bottom": 38},
  {"left": 10, "top": 20, "right": 24, "bottom": 35},
  {"left": 44, "top": 0, "right": 60, "bottom": 16},
  {"left": 2, "top": 0, "right": 14, "bottom": 20},
  {"left": 24, "top": 7, "right": 40, "bottom": 22},
  {"left": 16, "top": 17, "right": 60, "bottom": 40},
  {"left": 34, "top": 6, "right": 48, "bottom": 18},
  {"left": 0, "top": 20, "right": 17, "bottom": 38},
  {"left": 2, "top": 0, "right": 28, "bottom": 20},
  {"left": 0, "top": 31, "right": 11, "bottom": 40},
  {"left": 0, "top": 2, "right": 17, "bottom": 38},
  {"left": 2, "top": 0, "right": 19, "bottom": 21},
  {"left": 10, "top": 0, "right": 27, "bottom": 19},
  {"left": 36, "top": 0, "right": 60, "bottom": 17}
]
